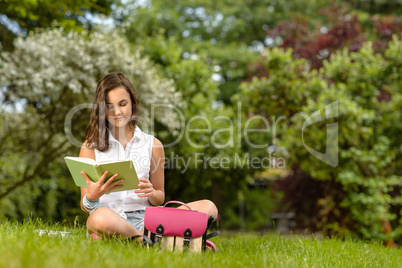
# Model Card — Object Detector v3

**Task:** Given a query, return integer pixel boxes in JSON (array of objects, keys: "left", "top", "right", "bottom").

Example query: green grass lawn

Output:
[{"left": 0, "top": 218, "right": 400, "bottom": 268}]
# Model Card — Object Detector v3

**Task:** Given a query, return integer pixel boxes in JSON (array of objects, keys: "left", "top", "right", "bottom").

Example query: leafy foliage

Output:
[
  {"left": 0, "top": 0, "right": 401, "bottom": 240},
  {"left": 123, "top": 0, "right": 331, "bottom": 103},
  {"left": 0, "top": 28, "right": 181, "bottom": 222},
  {"left": 238, "top": 37, "right": 402, "bottom": 242},
  {"left": 128, "top": 34, "right": 252, "bottom": 228},
  {"left": 0, "top": 0, "right": 119, "bottom": 50},
  {"left": 344, "top": 0, "right": 402, "bottom": 15},
  {"left": 267, "top": 4, "right": 402, "bottom": 69}
]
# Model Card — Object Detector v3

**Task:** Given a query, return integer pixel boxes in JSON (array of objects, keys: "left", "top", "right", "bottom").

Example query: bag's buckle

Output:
[
  {"left": 155, "top": 224, "right": 164, "bottom": 244},
  {"left": 155, "top": 234, "right": 162, "bottom": 244},
  {"left": 183, "top": 228, "right": 192, "bottom": 249}
]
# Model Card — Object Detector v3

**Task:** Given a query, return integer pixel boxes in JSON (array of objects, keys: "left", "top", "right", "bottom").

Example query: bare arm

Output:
[
  {"left": 79, "top": 142, "right": 95, "bottom": 212},
  {"left": 135, "top": 137, "right": 165, "bottom": 206},
  {"left": 78, "top": 142, "right": 123, "bottom": 212}
]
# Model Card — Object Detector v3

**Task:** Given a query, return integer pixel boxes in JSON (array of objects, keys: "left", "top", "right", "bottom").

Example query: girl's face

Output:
[{"left": 105, "top": 86, "right": 133, "bottom": 129}]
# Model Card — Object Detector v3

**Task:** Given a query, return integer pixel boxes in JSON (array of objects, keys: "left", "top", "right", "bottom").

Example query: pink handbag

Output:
[{"left": 143, "top": 201, "right": 219, "bottom": 252}]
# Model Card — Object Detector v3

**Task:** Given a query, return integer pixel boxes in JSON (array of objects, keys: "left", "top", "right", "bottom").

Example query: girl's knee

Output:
[
  {"left": 191, "top": 199, "right": 218, "bottom": 218},
  {"left": 203, "top": 199, "right": 218, "bottom": 218},
  {"left": 87, "top": 207, "right": 117, "bottom": 234}
]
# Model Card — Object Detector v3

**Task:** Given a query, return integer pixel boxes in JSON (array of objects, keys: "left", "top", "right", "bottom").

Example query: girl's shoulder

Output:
[
  {"left": 153, "top": 137, "right": 163, "bottom": 147},
  {"left": 79, "top": 140, "right": 96, "bottom": 159},
  {"left": 152, "top": 137, "right": 164, "bottom": 158},
  {"left": 80, "top": 140, "right": 95, "bottom": 149}
]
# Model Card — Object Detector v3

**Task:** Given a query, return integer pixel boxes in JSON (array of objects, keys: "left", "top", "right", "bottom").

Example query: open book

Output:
[{"left": 64, "top": 156, "right": 139, "bottom": 193}]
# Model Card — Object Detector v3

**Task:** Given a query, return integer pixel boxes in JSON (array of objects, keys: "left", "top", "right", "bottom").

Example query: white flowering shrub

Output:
[
  {"left": 1, "top": 28, "right": 182, "bottom": 131},
  {"left": 0, "top": 28, "right": 182, "bottom": 220}
]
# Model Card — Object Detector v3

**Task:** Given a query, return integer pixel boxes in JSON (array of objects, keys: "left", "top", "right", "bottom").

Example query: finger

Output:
[
  {"left": 98, "top": 170, "right": 109, "bottom": 183},
  {"left": 138, "top": 182, "right": 151, "bottom": 189},
  {"left": 135, "top": 187, "right": 153, "bottom": 194},
  {"left": 134, "top": 188, "right": 144, "bottom": 194},
  {"left": 103, "top": 178, "right": 123, "bottom": 194},
  {"left": 138, "top": 190, "right": 153, "bottom": 197},
  {"left": 109, "top": 183, "right": 124, "bottom": 191},
  {"left": 108, "top": 178, "right": 124, "bottom": 189},
  {"left": 138, "top": 178, "right": 149, "bottom": 183},
  {"left": 137, "top": 191, "right": 148, "bottom": 197},
  {"left": 138, "top": 179, "right": 152, "bottom": 187},
  {"left": 81, "top": 172, "right": 93, "bottom": 186},
  {"left": 104, "top": 173, "right": 119, "bottom": 186},
  {"left": 105, "top": 183, "right": 125, "bottom": 195}
]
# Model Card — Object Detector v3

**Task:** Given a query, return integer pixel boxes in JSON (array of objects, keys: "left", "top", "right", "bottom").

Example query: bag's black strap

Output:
[
  {"left": 207, "top": 215, "right": 216, "bottom": 228},
  {"left": 129, "top": 235, "right": 153, "bottom": 246},
  {"left": 206, "top": 231, "right": 220, "bottom": 240},
  {"left": 143, "top": 227, "right": 149, "bottom": 237}
]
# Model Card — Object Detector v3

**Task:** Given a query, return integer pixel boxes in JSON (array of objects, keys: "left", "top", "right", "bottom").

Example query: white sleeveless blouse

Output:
[{"left": 94, "top": 126, "right": 154, "bottom": 216}]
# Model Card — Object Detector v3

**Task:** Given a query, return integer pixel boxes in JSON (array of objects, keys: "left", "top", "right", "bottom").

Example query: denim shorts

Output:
[
  {"left": 124, "top": 210, "right": 145, "bottom": 232},
  {"left": 86, "top": 209, "right": 145, "bottom": 237}
]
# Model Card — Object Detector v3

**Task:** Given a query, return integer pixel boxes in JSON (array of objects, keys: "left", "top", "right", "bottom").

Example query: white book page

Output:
[
  {"left": 97, "top": 159, "right": 127, "bottom": 164},
  {"left": 65, "top": 156, "right": 97, "bottom": 165}
]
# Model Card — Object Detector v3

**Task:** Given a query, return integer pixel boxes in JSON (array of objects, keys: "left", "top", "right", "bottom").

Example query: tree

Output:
[
  {"left": 0, "top": 27, "right": 181, "bottom": 221},
  {"left": 344, "top": 0, "right": 402, "bottom": 15},
  {"left": 0, "top": 0, "right": 120, "bottom": 50},
  {"left": 237, "top": 37, "right": 402, "bottom": 242},
  {"left": 266, "top": 4, "right": 402, "bottom": 69},
  {"left": 122, "top": 0, "right": 332, "bottom": 104},
  {"left": 125, "top": 34, "right": 248, "bottom": 227},
  {"left": 119, "top": 0, "right": 344, "bottom": 229}
]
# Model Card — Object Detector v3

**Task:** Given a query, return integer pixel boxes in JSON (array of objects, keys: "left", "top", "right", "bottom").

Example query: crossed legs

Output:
[
  {"left": 87, "top": 207, "right": 142, "bottom": 238},
  {"left": 87, "top": 200, "right": 218, "bottom": 238}
]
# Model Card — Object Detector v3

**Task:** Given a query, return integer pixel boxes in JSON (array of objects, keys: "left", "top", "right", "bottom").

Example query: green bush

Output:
[{"left": 237, "top": 36, "right": 402, "bottom": 242}]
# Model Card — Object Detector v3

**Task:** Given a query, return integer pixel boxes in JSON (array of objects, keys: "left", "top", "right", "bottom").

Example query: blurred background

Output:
[{"left": 0, "top": 0, "right": 401, "bottom": 245}]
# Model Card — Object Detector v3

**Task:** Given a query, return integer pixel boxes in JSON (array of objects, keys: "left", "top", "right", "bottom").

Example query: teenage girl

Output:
[{"left": 79, "top": 72, "right": 218, "bottom": 238}]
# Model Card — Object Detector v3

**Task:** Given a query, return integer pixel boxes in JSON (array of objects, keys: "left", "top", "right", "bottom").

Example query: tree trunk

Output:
[{"left": 382, "top": 220, "right": 395, "bottom": 247}]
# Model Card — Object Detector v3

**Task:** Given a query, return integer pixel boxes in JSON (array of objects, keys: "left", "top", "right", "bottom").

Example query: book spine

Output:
[{"left": 95, "top": 165, "right": 103, "bottom": 180}]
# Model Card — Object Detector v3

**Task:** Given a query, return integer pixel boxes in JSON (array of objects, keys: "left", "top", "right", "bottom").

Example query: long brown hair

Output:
[{"left": 85, "top": 72, "right": 140, "bottom": 152}]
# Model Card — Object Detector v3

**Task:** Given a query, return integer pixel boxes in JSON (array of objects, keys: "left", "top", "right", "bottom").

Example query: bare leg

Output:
[
  {"left": 179, "top": 199, "right": 218, "bottom": 220},
  {"left": 87, "top": 207, "right": 143, "bottom": 238},
  {"left": 176, "top": 199, "right": 219, "bottom": 252}
]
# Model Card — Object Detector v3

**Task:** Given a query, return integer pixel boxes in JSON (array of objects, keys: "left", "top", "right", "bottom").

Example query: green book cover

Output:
[{"left": 64, "top": 156, "right": 139, "bottom": 193}]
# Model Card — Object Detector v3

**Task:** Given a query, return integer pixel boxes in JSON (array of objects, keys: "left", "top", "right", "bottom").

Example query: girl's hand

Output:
[
  {"left": 135, "top": 178, "right": 156, "bottom": 198},
  {"left": 81, "top": 171, "right": 124, "bottom": 202}
]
